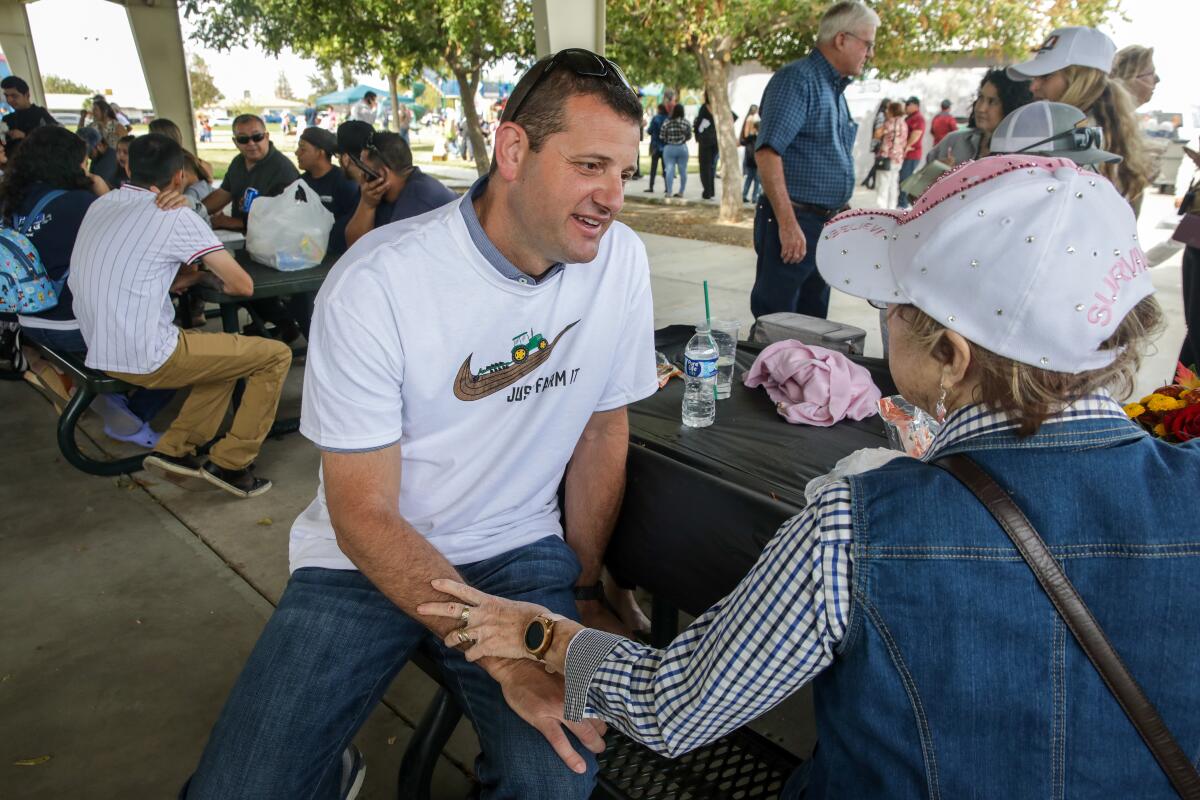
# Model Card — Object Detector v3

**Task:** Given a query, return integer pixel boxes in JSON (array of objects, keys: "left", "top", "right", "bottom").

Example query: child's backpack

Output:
[{"left": 0, "top": 189, "right": 68, "bottom": 314}]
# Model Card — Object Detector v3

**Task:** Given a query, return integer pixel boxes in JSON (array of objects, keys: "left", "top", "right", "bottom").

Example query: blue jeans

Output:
[
  {"left": 742, "top": 165, "right": 761, "bottom": 203},
  {"left": 750, "top": 199, "right": 830, "bottom": 319},
  {"left": 183, "top": 536, "right": 597, "bottom": 800},
  {"left": 662, "top": 143, "right": 689, "bottom": 195},
  {"left": 896, "top": 157, "right": 919, "bottom": 208},
  {"left": 21, "top": 325, "right": 174, "bottom": 422}
]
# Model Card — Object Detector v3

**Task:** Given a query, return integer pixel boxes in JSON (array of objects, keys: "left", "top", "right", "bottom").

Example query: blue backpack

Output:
[{"left": 0, "top": 189, "right": 68, "bottom": 314}]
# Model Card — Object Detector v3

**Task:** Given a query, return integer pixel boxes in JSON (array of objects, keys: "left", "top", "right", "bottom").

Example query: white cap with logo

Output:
[
  {"left": 1007, "top": 26, "right": 1117, "bottom": 80},
  {"left": 816, "top": 155, "right": 1153, "bottom": 374}
]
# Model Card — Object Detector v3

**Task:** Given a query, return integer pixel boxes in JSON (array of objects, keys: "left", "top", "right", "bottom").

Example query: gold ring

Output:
[
  {"left": 456, "top": 630, "right": 472, "bottom": 645},
  {"left": 459, "top": 606, "right": 471, "bottom": 624}
]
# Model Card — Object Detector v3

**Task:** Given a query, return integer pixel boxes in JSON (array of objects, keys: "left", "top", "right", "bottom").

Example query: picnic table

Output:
[
  {"left": 608, "top": 325, "right": 896, "bottom": 625},
  {"left": 196, "top": 250, "right": 335, "bottom": 337}
]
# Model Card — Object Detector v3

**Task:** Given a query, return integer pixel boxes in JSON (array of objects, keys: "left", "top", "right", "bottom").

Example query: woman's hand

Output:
[{"left": 417, "top": 579, "right": 556, "bottom": 663}]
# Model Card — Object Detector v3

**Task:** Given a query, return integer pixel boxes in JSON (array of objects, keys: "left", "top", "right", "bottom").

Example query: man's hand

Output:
[
  {"left": 170, "top": 263, "right": 203, "bottom": 294},
  {"left": 210, "top": 211, "right": 243, "bottom": 232},
  {"left": 8, "top": 129, "right": 25, "bottom": 141},
  {"left": 489, "top": 659, "right": 606, "bottom": 775},
  {"left": 88, "top": 173, "right": 110, "bottom": 196},
  {"left": 155, "top": 188, "right": 191, "bottom": 211},
  {"left": 778, "top": 215, "right": 807, "bottom": 263},
  {"left": 359, "top": 175, "right": 388, "bottom": 209},
  {"left": 577, "top": 599, "right": 632, "bottom": 637}
]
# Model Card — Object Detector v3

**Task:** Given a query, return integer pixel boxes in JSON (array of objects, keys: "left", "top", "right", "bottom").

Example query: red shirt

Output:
[
  {"left": 931, "top": 112, "right": 958, "bottom": 145},
  {"left": 904, "top": 111, "right": 926, "bottom": 161}
]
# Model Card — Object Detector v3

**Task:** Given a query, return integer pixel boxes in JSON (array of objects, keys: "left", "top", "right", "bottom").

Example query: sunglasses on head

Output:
[
  {"left": 234, "top": 132, "right": 267, "bottom": 145},
  {"left": 1017, "top": 125, "right": 1103, "bottom": 155},
  {"left": 501, "top": 48, "right": 634, "bottom": 125}
]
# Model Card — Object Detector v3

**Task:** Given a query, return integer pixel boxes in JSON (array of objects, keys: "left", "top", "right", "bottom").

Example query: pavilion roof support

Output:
[
  {"left": 122, "top": 0, "right": 196, "bottom": 152},
  {"left": 532, "top": 0, "right": 605, "bottom": 58},
  {"left": 0, "top": 0, "right": 46, "bottom": 106}
]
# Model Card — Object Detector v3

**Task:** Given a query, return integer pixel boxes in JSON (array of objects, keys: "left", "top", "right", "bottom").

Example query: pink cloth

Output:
[{"left": 743, "top": 341, "right": 881, "bottom": 427}]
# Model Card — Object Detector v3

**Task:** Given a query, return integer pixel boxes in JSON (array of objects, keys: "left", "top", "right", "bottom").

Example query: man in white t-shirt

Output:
[
  {"left": 183, "top": 51, "right": 655, "bottom": 799},
  {"left": 351, "top": 91, "right": 378, "bottom": 127},
  {"left": 70, "top": 133, "right": 294, "bottom": 498}
]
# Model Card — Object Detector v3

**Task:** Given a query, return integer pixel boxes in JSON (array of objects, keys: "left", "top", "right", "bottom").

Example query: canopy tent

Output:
[{"left": 314, "top": 84, "right": 386, "bottom": 107}]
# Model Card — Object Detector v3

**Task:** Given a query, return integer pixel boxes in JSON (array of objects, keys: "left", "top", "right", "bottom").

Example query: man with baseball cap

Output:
[
  {"left": 896, "top": 96, "right": 926, "bottom": 208},
  {"left": 335, "top": 120, "right": 456, "bottom": 248},
  {"left": 1007, "top": 26, "right": 1117, "bottom": 100},
  {"left": 297, "top": 127, "right": 359, "bottom": 256}
]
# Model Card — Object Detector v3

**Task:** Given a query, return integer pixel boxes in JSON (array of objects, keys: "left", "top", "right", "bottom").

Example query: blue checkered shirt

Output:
[
  {"left": 754, "top": 49, "right": 857, "bottom": 209},
  {"left": 563, "top": 393, "right": 1131, "bottom": 756}
]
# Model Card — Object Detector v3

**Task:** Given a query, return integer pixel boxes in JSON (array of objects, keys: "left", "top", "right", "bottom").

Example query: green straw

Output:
[{"left": 703, "top": 280, "right": 717, "bottom": 401}]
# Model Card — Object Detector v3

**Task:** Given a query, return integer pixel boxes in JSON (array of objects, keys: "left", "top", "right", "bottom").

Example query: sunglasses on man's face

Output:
[
  {"left": 234, "top": 132, "right": 267, "bottom": 145},
  {"left": 501, "top": 48, "right": 634, "bottom": 125}
]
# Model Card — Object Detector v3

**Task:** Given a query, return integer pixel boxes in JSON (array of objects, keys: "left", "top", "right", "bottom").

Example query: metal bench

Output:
[
  {"left": 31, "top": 342, "right": 147, "bottom": 476},
  {"left": 398, "top": 636, "right": 802, "bottom": 800},
  {"left": 26, "top": 341, "right": 301, "bottom": 476}
]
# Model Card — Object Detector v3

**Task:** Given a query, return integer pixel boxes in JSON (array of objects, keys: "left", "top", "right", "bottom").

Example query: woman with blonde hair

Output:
[
  {"left": 1111, "top": 45, "right": 1159, "bottom": 108},
  {"left": 1008, "top": 26, "right": 1152, "bottom": 207}
]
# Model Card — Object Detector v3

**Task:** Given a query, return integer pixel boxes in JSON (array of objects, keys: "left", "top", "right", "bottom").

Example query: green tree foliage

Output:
[
  {"left": 307, "top": 63, "right": 338, "bottom": 101},
  {"left": 607, "top": 0, "right": 1121, "bottom": 222},
  {"left": 44, "top": 75, "right": 96, "bottom": 95},
  {"left": 187, "top": 54, "right": 223, "bottom": 109},
  {"left": 182, "top": 0, "right": 534, "bottom": 175}
]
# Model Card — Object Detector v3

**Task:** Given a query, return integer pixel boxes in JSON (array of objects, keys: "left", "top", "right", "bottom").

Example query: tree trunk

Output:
[
  {"left": 452, "top": 66, "right": 490, "bottom": 176},
  {"left": 386, "top": 72, "right": 401, "bottom": 131},
  {"left": 695, "top": 47, "right": 742, "bottom": 224}
]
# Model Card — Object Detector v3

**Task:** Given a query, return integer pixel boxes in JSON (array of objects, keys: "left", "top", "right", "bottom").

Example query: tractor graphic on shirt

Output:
[{"left": 474, "top": 329, "right": 549, "bottom": 377}]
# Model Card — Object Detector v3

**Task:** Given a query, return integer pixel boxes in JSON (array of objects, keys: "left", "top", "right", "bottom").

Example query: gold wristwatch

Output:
[{"left": 523, "top": 614, "right": 557, "bottom": 660}]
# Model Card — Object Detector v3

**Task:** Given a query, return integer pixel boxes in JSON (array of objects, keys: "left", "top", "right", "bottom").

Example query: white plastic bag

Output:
[{"left": 246, "top": 179, "right": 334, "bottom": 271}]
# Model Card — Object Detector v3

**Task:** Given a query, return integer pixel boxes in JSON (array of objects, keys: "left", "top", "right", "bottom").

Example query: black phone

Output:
[{"left": 348, "top": 152, "right": 383, "bottom": 183}]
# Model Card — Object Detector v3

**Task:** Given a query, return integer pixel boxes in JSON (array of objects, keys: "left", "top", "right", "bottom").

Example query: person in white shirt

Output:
[
  {"left": 351, "top": 91, "right": 378, "bottom": 127},
  {"left": 69, "top": 133, "right": 293, "bottom": 498},
  {"left": 181, "top": 49, "right": 654, "bottom": 799}
]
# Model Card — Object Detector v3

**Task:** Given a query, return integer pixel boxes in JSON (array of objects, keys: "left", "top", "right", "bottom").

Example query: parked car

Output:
[{"left": 263, "top": 111, "right": 282, "bottom": 124}]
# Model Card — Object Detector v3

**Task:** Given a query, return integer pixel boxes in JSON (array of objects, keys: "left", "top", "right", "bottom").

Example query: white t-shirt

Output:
[
  {"left": 70, "top": 185, "right": 223, "bottom": 373},
  {"left": 351, "top": 101, "right": 377, "bottom": 126},
  {"left": 290, "top": 197, "right": 657, "bottom": 570}
]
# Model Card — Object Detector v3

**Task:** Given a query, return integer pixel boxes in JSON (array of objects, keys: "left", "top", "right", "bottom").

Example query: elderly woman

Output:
[
  {"left": 420, "top": 155, "right": 1200, "bottom": 798},
  {"left": 1111, "top": 44, "right": 1159, "bottom": 108}
]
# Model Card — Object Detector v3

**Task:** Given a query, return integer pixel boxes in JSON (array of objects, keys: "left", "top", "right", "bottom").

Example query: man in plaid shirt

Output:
[{"left": 750, "top": 1, "right": 879, "bottom": 319}]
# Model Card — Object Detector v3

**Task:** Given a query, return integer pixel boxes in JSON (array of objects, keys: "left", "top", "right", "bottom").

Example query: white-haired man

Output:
[{"left": 750, "top": 0, "right": 879, "bottom": 320}]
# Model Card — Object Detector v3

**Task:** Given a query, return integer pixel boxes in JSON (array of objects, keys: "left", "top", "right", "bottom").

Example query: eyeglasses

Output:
[
  {"left": 234, "top": 132, "right": 267, "bottom": 145},
  {"left": 1136, "top": 70, "right": 1160, "bottom": 84},
  {"left": 842, "top": 32, "right": 875, "bottom": 53},
  {"left": 501, "top": 48, "right": 634, "bottom": 125},
  {"left": 1017, "top": 125, "right": 1104, "bottom": 155}
]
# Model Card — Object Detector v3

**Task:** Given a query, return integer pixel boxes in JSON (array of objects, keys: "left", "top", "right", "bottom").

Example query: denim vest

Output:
[{"left": 805, "top": 416, "right": 1200, "bottom": 799}]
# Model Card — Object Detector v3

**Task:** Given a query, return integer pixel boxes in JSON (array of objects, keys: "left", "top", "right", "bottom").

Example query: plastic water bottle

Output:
[{"left": 682, "top": 325, "right": 718, "bottom": 428}]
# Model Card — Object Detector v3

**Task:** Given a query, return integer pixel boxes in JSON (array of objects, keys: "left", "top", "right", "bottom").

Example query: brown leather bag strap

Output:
[{"left": 935, "top": 453, "right": 1200, "bottom": 799}]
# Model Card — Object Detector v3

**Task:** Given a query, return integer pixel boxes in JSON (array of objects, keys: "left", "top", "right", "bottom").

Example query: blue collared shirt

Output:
[
  {"left": 458, "top": 176, "right": 563, "bottom": 285},
  {"left": 755, "top": 49, "right": 858, "bottom": 208}
]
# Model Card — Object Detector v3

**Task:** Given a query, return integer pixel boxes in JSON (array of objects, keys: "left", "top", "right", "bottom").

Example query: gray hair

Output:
[{"left": 817, "top": 1, "right": 880, "bottom": 43}]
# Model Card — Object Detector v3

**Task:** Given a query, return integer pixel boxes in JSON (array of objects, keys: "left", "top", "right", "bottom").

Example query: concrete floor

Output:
[{"left": 0, "top": 182, "right": 1187, "bottom": 798}]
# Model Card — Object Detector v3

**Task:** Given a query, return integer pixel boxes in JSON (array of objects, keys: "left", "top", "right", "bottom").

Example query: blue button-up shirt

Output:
[{"left": 755, "top": 49, "right": 857, "bottom": 208}]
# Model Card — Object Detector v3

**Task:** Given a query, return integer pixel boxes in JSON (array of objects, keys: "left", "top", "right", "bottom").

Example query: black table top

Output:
[
  {"left": 196, "top": 249, "right": 335, "bottom": 303},
  {"left": 607, "top": 326, "right": 896, "bottom": 615}
]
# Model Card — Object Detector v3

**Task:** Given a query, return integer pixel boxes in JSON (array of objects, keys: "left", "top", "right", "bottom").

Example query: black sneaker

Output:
[
  {"left": 201, "top": 461, "right": 272, "bottom": 498},
  {"left": 339, "top": 744, "right": 365, "bottom": 800},
  {"left": 143, "top": 452, "right": 208, "bottom": 488}
]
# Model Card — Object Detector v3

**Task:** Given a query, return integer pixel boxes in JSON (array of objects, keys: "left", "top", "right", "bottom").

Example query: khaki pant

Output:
[{"left": 109, "top": 330, "right": 292, "bottom": 470}]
